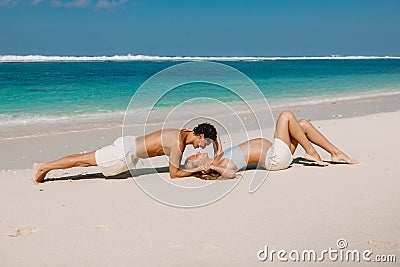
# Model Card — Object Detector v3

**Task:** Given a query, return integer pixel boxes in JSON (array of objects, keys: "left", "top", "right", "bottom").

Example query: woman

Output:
[{"left": 185, "top": 110, "right": 357, "bottom": 179}]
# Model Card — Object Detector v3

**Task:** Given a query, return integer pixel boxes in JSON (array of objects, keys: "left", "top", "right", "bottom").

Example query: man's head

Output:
[{"left": 192, "top": 122, "right": 217, "bottom": 149}]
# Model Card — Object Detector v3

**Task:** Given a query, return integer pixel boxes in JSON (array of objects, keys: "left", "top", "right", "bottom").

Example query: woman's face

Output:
[{"left": 187, "top": 152, "right": 209, "bottom": 165}]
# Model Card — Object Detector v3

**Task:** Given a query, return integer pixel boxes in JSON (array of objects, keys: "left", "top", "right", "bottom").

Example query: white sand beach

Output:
[
  {"left": 0, "top": 101, "right": 399, "bottom": 266},
  {"left": 2, "top": 0, "right": 400, "bottom": 265}
]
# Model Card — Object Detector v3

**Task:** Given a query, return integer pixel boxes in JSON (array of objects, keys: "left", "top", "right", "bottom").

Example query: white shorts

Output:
[
  {"left": 95, "top": 136, "right": 139, "bottom": 176},
  {"left": 265, "top": 138, "right": 293, "bottom": 171}
]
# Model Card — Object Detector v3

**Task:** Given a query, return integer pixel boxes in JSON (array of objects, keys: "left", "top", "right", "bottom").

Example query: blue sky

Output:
[{"left": 1, "top": 0, "right": 399, "bottom": 56}]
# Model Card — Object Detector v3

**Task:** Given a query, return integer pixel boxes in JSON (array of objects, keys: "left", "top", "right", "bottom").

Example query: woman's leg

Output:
[
  {"left": 274, "top": 111, "right": 328, "bottom": 165},
  {"left": 298, "top": 119, "right": 357, "bottom": 164},
  {"left": 33, "top": 151, "right": 97, "bottom": 183}
]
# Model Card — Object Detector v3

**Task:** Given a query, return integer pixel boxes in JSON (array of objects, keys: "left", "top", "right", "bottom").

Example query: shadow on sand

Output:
[
  {"left": 292, "top": 157, "right": 350, "bottom": 166},
  {"left": 45, "top": 157, "right": 350, "bottom": 182},
  {"left": 45, "top": 166, "right": 170, "bottom": 182}
]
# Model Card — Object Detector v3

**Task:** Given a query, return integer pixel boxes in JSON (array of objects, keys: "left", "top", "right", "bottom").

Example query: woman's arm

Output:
[{"left": 211, "top": 134, "right": 224, "bottom": 165}]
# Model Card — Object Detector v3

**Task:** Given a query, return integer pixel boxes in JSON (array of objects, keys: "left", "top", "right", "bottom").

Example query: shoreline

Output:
[{"left": 2, "top": 91, "right": 400, "bottom": 140}]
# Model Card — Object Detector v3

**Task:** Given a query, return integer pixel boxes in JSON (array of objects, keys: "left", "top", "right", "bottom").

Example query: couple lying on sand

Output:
[{"left": 34, "top": 110, "right": 357, "bottom": 183}]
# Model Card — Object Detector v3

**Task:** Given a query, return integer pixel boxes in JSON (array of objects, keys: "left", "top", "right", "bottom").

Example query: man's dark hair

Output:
[{"left": 193, "top": 122, "right": 217, "bottom": 141}]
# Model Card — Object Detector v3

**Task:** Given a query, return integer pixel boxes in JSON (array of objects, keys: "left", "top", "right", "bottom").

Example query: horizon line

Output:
[{"left": 1, "top": 54, "right": 400, "bottom": 63}]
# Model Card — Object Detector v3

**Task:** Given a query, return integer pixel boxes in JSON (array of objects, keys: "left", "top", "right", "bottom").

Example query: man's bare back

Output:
[{"left": 135, "top": 129, "right": 188, "bottom": 158}]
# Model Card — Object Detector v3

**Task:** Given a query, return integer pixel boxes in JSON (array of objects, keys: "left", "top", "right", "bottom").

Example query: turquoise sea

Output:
[{"left": 1, "top": 56, "right": 400, "bottom": 126}]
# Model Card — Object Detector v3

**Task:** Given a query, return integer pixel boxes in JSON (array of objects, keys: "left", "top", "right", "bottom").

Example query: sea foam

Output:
[
  {"left": 1, "top": 54, "right": 400, "bottom": 63},
  {"left": 1, "top": 89, "right": 399, "bottom": 126}
]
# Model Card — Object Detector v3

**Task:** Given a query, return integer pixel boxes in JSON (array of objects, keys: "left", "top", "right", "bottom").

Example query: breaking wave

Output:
[{"left": 1, "top": 54, "right": 400, "bottom": 63}]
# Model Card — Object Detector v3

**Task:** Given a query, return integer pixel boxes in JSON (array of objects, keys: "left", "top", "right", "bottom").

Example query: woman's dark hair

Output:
[
  {"left": 193, "top": 122, "right": 217, "bottom": 141},
  {"left": 192, "top": 170, "right": 221, "bottom": 180}
]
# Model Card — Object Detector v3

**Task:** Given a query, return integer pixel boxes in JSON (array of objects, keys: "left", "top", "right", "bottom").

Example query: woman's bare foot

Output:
[
  {"left": 33, "top": 162, "right": 49, "bottom": 184},
  {"left": 305, "top": 152, "right": 329, "bottom": 166},
  {"left": 331, "top": 151, "right": 358, "bottom": 164}
]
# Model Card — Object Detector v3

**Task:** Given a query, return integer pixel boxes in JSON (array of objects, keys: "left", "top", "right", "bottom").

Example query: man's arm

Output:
[
  {"left": 168, "top": 143, "right": 202, "bottom": 178},
  {"left": 170, "top": 165, "right": 205, "bottom": 179}
]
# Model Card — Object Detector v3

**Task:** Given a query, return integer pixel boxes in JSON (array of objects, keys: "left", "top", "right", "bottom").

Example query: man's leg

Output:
[
  {"left": 274, "top": 111, "right": 328, "bottom": 166},
  {"left": 298, "top": 119, "right": 357, "bottom": 164},
  {"left": 34, "top": 151, "right": 97, "bottom": 184}
]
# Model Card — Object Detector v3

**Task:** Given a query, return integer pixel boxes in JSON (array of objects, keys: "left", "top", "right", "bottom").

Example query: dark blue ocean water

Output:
[{"left": 1, "top": 59, "right": 400, "bottom": 125}]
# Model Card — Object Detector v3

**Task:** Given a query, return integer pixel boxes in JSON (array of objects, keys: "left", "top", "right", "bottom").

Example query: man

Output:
[{"left": 33, "top": 123, "right": 222, "bottom": 183}]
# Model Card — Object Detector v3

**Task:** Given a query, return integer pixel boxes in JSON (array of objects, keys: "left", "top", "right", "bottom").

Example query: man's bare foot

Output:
[
  {"left": 33, "top": 162, "right": 49, "bottom": 184},
  {"left": 331, "top": 152, "right": 358, "bottom": 164},
  {"left": 304, "top": 152, "right": 329, "bottom": 166}
]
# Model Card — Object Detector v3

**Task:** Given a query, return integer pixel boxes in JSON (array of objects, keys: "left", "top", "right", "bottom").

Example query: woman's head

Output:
[
  {"left": 183, "top": 152, "right": 221, "bottom": 180},
  {"left": 183, "top": 152, "right": 209, "bottom": 169}
]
